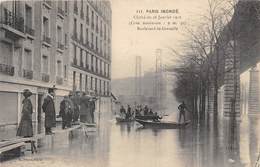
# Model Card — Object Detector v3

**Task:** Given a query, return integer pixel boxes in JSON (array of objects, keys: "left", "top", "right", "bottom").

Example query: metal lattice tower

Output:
[
  {"left": 135, "top": 56, "right": 142, "bottom": 96},
  {"left": 154, "top": 49, "right": 163, "bottom": 110}
]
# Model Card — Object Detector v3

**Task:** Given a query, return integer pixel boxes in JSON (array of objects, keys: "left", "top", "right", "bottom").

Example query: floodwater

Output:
[{"left": 2, "top": 112, "right": 260, "bottom": 167}]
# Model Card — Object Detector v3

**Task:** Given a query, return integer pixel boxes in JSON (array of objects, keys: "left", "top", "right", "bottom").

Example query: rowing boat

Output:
[
  {"left": 115, "top": 117, "right": 134, "bottom": 123},
  {"left": 135, "top": 115, "right": 161, "bottom": 120},
  {"left": 135, "top": 119, "right": 191, "bottom": 129}
]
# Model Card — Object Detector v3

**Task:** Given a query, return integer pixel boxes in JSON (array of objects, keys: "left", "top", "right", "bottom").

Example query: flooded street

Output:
[{"left": 2, "top": 112, "right": 260, "bottom": 167}]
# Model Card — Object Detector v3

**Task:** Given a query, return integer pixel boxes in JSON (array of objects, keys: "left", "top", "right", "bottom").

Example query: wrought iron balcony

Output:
[
  {"left": 23, "top": 69, "right": 33, "bottom": 79},
  {"left": 1, "top": 8, "right": 24, "bottom": 33},
  {"left": 56, "top": 76, "right": 63, "bottom": 85},
  {"left": 42, "top": 73, "right": 50, "bottom": 82},
  {"left": 0, "top": 63, "right": 14, "bottom": 76},
  {"left": 43, "top": 35, "right": 51, "bottom": 44},
  {"left": 58, "top": 7, "right": 65, "bottom": 17},
  {"left": 25, "top": 26, "right": 35, "bottom": 36},
  {"left": 57, "top": 42, "right": 64, "bottom": 50}
]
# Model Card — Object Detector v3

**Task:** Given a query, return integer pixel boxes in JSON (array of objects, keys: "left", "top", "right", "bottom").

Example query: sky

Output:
[{"left": 111, "top": 0, "right": 208, "bottom": 79}]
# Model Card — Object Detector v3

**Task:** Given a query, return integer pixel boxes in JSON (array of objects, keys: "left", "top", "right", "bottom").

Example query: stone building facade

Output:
[{"left": 0, "top": 0, "right": 112, "bottom": 135}]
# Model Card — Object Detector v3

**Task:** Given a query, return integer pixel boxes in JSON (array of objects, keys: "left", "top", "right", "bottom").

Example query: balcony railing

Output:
[
  {"left": 23, "top": 69, "right": 33, "bottom": 79},
  {"left": 0, "top": 63, "right": 14, "bottom": 76},
  {"left": 58, "top": 8, "right": 65, "bottom": 17},
  {"left": 25, "top": 26, "right": 35, "bottom": 36},
  {"left": 43, "top": 35, "right": 51, "bottom": 44},
  {"left": 74, "top": 6, "right": 78, "bottom": 15},
  {"left": 1, "top": 8, "right": 24, "bottom": 33},
  {"left": 57, "top": 42, "right": 64, "bottom": 50},
  {"left": 56, "top": 76, "right": 63, "bottom": 85},
  {"left": 42, "top": 73, "right": 50, "bottom": 82}
]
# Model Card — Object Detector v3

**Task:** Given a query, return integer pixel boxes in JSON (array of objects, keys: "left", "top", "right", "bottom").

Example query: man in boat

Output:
[
  {"left": 178, "top": 101, "right": 187, "bottom": 123},
  {"left": 119, "top": 105, "right": 126, "bottom": 119},
  {"left": 149, "top": 109, "right": 154, "bottom": 115},
  {"left": 126, "top": 105, "right": 132, "bottom": 120},
  {"left": 144, "top": 105, "right": 149, "bottom": 115},
  {"left": 152, "top": 112, "right": 162, "bottom": 122}
]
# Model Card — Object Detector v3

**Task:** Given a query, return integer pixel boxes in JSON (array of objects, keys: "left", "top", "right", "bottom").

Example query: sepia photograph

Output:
[{"left": 0, "top": 0, "right": 260, "bottom": 166}]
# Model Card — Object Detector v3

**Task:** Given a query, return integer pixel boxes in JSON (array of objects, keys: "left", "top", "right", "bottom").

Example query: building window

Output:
[
  {"left": 86, "top": 28, "right": 88, "bottom": 44},
  {"left": 57, "top": 60, "right": 62, "bottom": 76},
  {"left": 85, "top": 51, "right": 88, "bottom": 68},
  {"left": 90, "top": 76, "right": 93, "bottom": 90},
  {"left": 91, "top": 10, "right": 94, "bottom": 29},
  {"left": 25, "top": 5, "right": 33, "bottom": 33},
  {"left": 85, "top": 75, "right": 88, "bottom": 91},
  {"left": 103, "top": 81, "right": 106, "bottom": 95},
  {"left": 96, "top": 36, "right": 98, "bottom": 51},
  {"left": 64, "top": 65, "right": 67, "bottom": 78},
  {"left": 95, "top": 78, "right": 97, "bottom": 92},
  {"left": 80, "top": 49, "right": 83, "bottom": 66},
  {"left": 64, "top": 33, "right": 68, "bottom": 46},
  {"left": 73, "top": 71, "right": 76, "bottom": 90},
  {"left": 86, "top": 5, "right": 89, "bottom": 24},
  {"left": 96, "top": 15, "right": 98, "bottom": 33},
  {"left": 79, "top": 73, "right": 82, "bottom": 91},
  {"left": 73, "top": 45, "right": 77, "bottom": 64},
  {"left": 0, "top": 41, "right": 12, "bottom": 65},
  {"left": 91, "top": 32, "right": 94, "bottom": 48},
  {"left": 65, "top": 1, "right": 68, "bottom": 13},
  {"left": 43, "top": 17, "right": 49, "bottom": 36},
  {"left": 42, "top": 55, "right": 48, "bottom": 73},
  {"left": 57, "top": 26, "right": 62, "bottom": 43},
  {"left": 24, "top": 49, "right": 32, "bottom": 70},
  {"left": 91, "top": 55, "right": 94, "bottom": 71},
  {"left": 80, "top": 23, "right": 83, "bottom": 42},
  {"left": 99, "top": 79, "right": 101, "bottom": 94},
  {"left": 73, "top": 18, "right": 77, "bottom": 37}
]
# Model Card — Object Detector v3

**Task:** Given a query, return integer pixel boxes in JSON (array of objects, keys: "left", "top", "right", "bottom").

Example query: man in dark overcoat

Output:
[{"left": 42, "top": 88, "right": 56, "bottom": 135}]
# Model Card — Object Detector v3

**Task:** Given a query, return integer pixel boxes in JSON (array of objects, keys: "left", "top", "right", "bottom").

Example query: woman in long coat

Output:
[{"left": 17, "top": 89, "right": 33, "bottom": 137}]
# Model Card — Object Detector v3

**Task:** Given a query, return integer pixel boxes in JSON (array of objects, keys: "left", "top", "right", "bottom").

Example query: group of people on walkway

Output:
[
  {"left": 59, "top": 91, "right": 97, "bottom": 130},
  {"left": 16, "top": 88, "right": 97, "bottom": 138}
]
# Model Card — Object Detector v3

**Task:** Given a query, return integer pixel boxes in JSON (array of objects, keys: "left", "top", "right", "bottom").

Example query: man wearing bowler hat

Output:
[{"left": 42, "top": 87, "right": 56, "bottom": 135}]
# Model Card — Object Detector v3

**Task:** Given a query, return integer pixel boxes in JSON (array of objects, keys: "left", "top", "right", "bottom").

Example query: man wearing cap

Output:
[{"left": 42, "top": 88, "right": 56, "bottom": 135}]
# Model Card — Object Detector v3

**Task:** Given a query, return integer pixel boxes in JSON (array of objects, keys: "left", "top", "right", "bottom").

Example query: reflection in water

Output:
[{"left": 3, "top": 114, "right": 260, "bottom": 167}]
